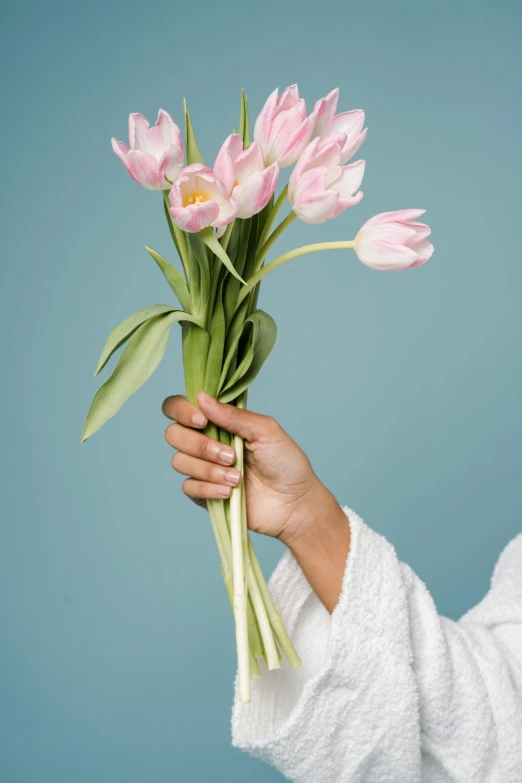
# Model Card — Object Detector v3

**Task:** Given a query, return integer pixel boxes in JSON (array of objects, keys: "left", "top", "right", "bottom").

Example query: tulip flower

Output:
[
  {"left": 213, "top": 134, "right": 279, "bottom": 219},
  {"left": 111, "top": 110, "right": 184, "bottom": 190},
  {"left": 312, "top": 88, "right": 367, "bottom": 164},
  {"left": 253, "top": 84, "right": 316, "bottom": 168},
  {"left": 168, "top": 164, "right": 239, "bottom": 233},
  {"left": 288, "top": 135, "right": 365, "bottom": 224},
  {"left": 353, "top": 210, "right": 434, "bottom": 270}
]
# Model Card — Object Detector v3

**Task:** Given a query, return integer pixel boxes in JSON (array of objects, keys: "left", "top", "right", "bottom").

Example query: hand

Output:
[
  {"left": 163, "top": 389, "right": 351, "bottom": 612},
  {"left": 162, "top": 390, "right": 328, "bottom": 544}
]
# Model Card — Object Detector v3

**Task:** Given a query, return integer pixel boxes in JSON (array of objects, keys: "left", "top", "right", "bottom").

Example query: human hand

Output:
[{"left": 162, "top": 390, "right": 329, "bottom": 544}]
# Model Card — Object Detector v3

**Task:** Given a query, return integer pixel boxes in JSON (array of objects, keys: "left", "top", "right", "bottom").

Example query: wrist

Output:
[{"left": 278, "top": 480, "right": 345, "bottom": 552}]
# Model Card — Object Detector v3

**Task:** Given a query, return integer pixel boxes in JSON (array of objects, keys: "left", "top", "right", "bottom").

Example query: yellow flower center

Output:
[{"left": 183, "top": 189, "right": 211, "bottom": 207}]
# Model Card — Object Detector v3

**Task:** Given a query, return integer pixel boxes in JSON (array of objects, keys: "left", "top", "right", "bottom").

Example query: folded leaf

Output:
[
  {"left": 83, "top": 310, "right": 199, "bottom": 442},
  {"left": 199, "top": 227, "right": 246, "bottom": 284},
  {"left": 204, "top": 278, "right": 226, "bottom": 397},
  {"left": 145, "top": 246, "right": 191, "bottom": 312},
  {"left": 219, "top": 310, "right": 277, "bottom": 403},
  {"left": 239, "top": 89, "right": 251, "bottom": 148},
  {"left": 94, "top": 304, "right": 175, "bottom": 376},
  {"left": 183, "top": 100, "right": 204, "bottom": 165}
]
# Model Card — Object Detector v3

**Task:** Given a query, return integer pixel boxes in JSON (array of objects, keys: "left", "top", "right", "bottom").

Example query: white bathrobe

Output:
[{"left": 232, "top": 507, "right": 522, "bottom": 782}]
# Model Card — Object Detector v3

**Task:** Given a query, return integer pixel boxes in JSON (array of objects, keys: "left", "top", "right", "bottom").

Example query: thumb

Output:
[{"left": 196, "top": 390, "right": 269, "bottom": 442}]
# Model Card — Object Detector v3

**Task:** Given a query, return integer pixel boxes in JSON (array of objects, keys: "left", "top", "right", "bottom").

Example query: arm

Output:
[{"left": 163, "top": 391, "right": 522, "bottom": 783}]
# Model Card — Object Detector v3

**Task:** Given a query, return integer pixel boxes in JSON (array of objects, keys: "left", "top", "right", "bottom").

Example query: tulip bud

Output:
[{"left": 354, "top": 210, "right": 434, "bottom": 270}]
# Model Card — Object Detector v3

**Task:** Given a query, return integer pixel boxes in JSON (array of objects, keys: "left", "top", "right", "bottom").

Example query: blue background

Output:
[{"left": 2, "top": 0, "right": 521, "bottom": 780}]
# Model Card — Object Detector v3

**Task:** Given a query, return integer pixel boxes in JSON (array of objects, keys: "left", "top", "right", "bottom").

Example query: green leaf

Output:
[
  {"left": 204, "top": 278, "right": 226, "bottom": 397},
  {"left": 199, "top": 227, "right": 246, "bottom": 284},
  {"left": 83, "top": 310, "right": 199, "bottom": 442},
  {"left": 218, "top": 310, "right": 277, "bottom": 403},
  {"left": 239, "top": 89, "right": 251, "bottom": 148},
  {"left": 183, "top": 99, "right": 204, "bottom": 164},
  {"left": 145, "top": 246, "right": 191, "bottom": 312},
  {"left": 94, "top": 304, "right": 175, "bottom": 376}
]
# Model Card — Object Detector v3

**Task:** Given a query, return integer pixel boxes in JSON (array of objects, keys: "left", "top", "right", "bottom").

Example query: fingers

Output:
[
  {"left": 182, "top": 478, "right": 234, "bottom": 500},
  {"left": 164, "top": 422, "right": 236, "bottom": 466},
  {"left": 162, "top": 394, "right": 208, "bottom": 428},
  {"left": 196, "top": 390, "right": 278, "bottom": 443},
  {"left": 171, "top": 451, "right": 241, "bottom": 488}
]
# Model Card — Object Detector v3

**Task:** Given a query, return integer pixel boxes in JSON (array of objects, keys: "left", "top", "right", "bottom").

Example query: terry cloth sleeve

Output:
[{"left": 231, "top": 507, "right": 522, "bottom": 783}]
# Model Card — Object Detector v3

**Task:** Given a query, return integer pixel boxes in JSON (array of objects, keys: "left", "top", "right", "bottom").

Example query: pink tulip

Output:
[
  {"left": 168, "top": 164, "right": 239, "bottom": 233},
  {"left": 354, "top": 210, "right": 434, "bottom": 270},
  {"left": 253, "top": 84, "right": 316, "bottom": 168},
  {"left": 111, "top": 110, "right": 184, "bottom": 191},
  {"left": 312, "top": 88, "right": 367, "bottom": 164},
  {"left": 288, "top": 136, "right": 365, "bottom": 224},
  {"left": 213, "top": 134, "right": 279, "bottom": 219}
]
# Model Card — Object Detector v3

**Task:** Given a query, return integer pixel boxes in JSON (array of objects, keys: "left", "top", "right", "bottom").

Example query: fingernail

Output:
[
  {"left": 219, "top": 448, "right": 235, "bottom": 465},
  {"left": 192, "top": 412, "right": 206, "bottom": 427},
  {"left": 198, "top": 389, "right": 214, "bottom": 402},
  {"left": 218, "top": 485, "right": 232, "bottom": 497},
  {"left": 225, "top": 469, "right": 241, "bottom": 486}
]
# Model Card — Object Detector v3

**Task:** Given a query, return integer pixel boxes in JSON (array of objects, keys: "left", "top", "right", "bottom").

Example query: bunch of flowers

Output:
[{"left": 83, "top": 85, "right": 433, "bottom": 703}]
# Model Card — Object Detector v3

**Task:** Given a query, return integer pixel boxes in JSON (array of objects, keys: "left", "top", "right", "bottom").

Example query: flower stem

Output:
[
  {"left": 255, "top": 212, "right": 296, "bottom": 271},
  {"left": 230, "top": 394, "right": 250, "bottom": 703},
  {"left": 257, "top": 184, "right": 289, "bottom": 250},
  {"left": 239, "top": 240, "right": 355, "bottom": 306},
  {"left": 163, "top": 191, "right": 191, "bottom": 284}
]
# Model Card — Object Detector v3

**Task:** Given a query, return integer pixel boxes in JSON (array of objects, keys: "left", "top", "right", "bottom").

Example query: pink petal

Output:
[
  {"left": 277, "top": 113, "right": 315, "bottom": 168},
  {"left": 214, "top": 195, "right": 240, "bottom": 227},
  {"left": 361, "top": 209, "right": 426, "bottom": 231},
  {"left": 312, "top": 88, "right": 339, "bottom": 137},
  {"left": 253, "top": 88, "right": 279, "bottom": 153},
  {"left": 329, "top": 159, "right": 365, "bottom": 197},
  {"left": 214, "top": 134, "right": 244, "bottom": 192},
  {"left": 170, "top": 201, "right": 220, "bottom": 233},
  {"left": 233, "top": 162, "right": 279, "bottom": 218},
  {"left": 112, "top": 140, "right": 164, "bottom": 189},
  {"left": 409, "top": 239, "right": 434, "bottom": 266},
  {"left": 354, "top": 237, "right": 419, "bottom": 271},
  {"left": 291, "top": 167, "right": 338, "bottom": 224},
  {"left": 234, "top": 141, "right": 265, "bottom": 181},
  {"left": 341, "top": 126, "right": 368, "bottom": 164},
  {"left": 402, "top": 221, "right": 431, "bottom": 244},
  {"left": 129, "top": 113, "right": 163, "bottom": 160},
  {"left": 156, "top": 109, "right": 182, "bottom": 153}
]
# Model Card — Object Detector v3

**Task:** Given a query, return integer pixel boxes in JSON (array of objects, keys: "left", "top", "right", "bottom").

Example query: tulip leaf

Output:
[
  {"left": 204, "top": 278, "right": 226, "bottom": 397},
  {"left": 218, "top": 310, "right": 277, "bottom": 403},
  {"left": 239, "top": 89, "right": 251, "bottom": 148},
  {"left": 83, "top": 310, "right": 199, "bottom": 442},
  {"left": 94, "top": 304, "right": 175, "bottom": 377},
  {"left": 183, "top": 99, "right": 204, "bottom": 165},
  {"left": 145, "top": 246, "right": 191, "bottom": 312},
  {"left": 199, "top": 227, "right": 246, "bottom": 284}
]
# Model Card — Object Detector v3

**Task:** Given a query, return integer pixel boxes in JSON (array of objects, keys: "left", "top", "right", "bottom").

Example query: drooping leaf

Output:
[
  {"left": 239, "top": 89, "right": 251, "bottom": 148},
  {"left": 94, "top": 304, "right": 175, "bottom": 376},
  {"left": 145, "top": 246, "right": 191, "bottom": 312},
  {"left": 218, "top": 310, "right": 277, "bottom": 403},
  {"left": 183, "top": 99, "right": 204, "bottom": 164},
  {"left": 83, "top": 310, "right": 199, "bottom": 442},
  {"left": 199, "top": 227, "right": 246, "bottom": 284}
]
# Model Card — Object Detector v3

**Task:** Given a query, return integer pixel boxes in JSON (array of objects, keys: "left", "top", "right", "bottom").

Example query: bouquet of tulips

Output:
[{"left": 82, "top": 84, "right": 433, "bottom": 703}]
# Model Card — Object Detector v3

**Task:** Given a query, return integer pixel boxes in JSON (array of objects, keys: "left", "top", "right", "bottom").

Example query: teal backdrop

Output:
[{"left": 2, "top": 0, "right": 521, "bottom": 780}]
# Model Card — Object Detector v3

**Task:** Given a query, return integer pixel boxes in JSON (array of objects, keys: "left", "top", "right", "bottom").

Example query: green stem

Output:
[
  {"left": 247, "top": 539, "right": 301, "bottom": 668},
  {"left": 257, "top": 184, "right": 289, "bottom": 250},
  {"left": 239, "top": 240, "right": 355, "bottom": 306},
  {"left": 163, "top": 191, "right": 191, "bottom": 284},
  {"left": 230, "top": 393, "right": 250, "bottom": 702},
  {"left": 255, "top": 212, "right": 296, "bottom": 271}
]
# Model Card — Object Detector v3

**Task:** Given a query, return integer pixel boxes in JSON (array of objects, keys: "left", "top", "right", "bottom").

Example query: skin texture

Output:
[{"left": 163, "top": 390, "right": 351, "bottom": 613}]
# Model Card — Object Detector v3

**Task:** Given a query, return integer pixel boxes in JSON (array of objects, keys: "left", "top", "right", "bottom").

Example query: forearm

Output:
[{"left": 279, "top": 482, "right": 351, "bottom": 613}]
